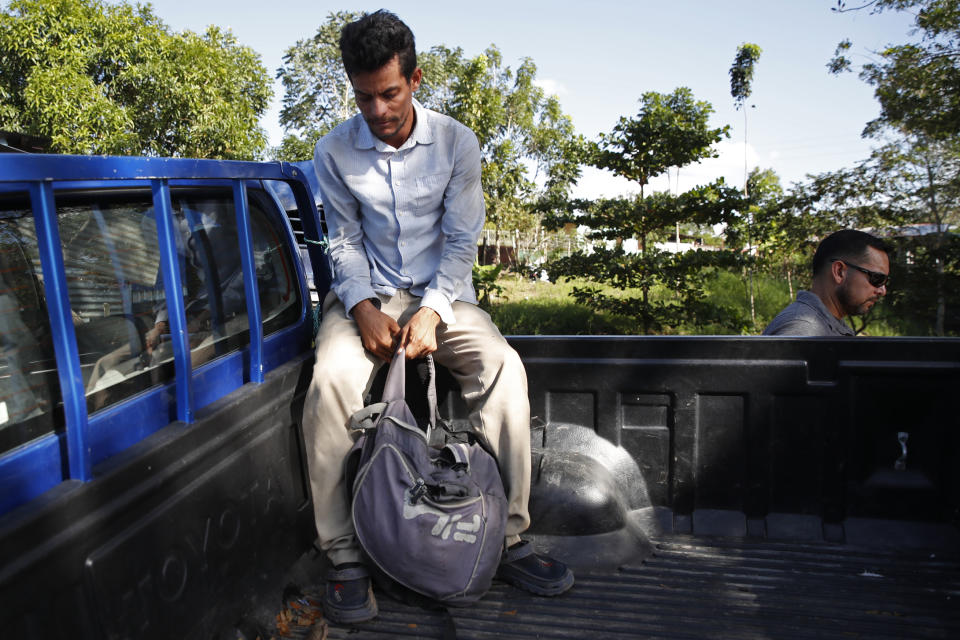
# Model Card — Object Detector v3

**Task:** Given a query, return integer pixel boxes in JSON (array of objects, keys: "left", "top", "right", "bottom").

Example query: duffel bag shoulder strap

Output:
[
  {"left": 347, "top": 347, "right": 416, "bottom": 434},
  {"left": 382, "top": 347, "right": 407, "bottom": 403}
]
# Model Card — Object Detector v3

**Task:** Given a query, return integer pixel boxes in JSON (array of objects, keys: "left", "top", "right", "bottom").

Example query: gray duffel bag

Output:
[{"left": 345, "top": 348, "right": 508, "bottom": 605}]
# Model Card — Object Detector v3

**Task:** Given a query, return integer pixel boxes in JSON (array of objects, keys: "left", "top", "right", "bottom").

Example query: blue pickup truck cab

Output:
[
  {"left": 0, "top": 154, "right": 331, "bottom": 638},
  {"left": 1, "top": 153, "right": 958, "bottom": 639}
]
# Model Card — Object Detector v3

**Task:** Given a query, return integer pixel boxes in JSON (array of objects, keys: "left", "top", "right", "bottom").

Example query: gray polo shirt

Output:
[{"left": 762, "top": 290, "right": 855, "bottom": 336}]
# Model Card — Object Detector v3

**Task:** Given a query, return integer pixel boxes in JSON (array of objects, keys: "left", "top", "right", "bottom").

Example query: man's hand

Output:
[
  {"left": 398, "top": 307, "right": 441, "bottom": 360},
  {"left": 144, "top": 320, "right": 167, "bottom": 354},
  {"left": 351, "top": 299, "right": 401, "bottom": 362}
]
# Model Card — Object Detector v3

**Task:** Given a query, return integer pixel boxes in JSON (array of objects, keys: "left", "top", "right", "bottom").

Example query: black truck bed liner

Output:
[{"left": 320, "top": 535, "right": 959, "bottom": 639}]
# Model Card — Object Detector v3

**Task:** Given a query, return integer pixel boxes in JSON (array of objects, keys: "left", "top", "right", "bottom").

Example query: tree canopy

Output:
[
  {"left": 423, "top": 45, "right": 585, "bottom": 242},
  {"left": 593, "top": 88, "right": 728, "bottom": 194},
  {"left": 546, "top": 89, "right": 742, "bottom": 334},
  {"left": 0, "top": 0, "right": 272, "bottom": 158},
  {"left": 275, "top": 10, "right": 360, "bottom": 160},
  {"left": 729, "top": 43, "right": 763, "bottom": 111},
  {"left": 824, "top": 0, "right": 960, "bottom": 335},
  {"left": 830, "top": 0, "right": 960, "bottom": 140}
]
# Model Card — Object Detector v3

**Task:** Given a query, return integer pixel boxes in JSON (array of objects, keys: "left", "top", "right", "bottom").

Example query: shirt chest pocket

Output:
[{"left": 414, "top": 173, "right": 449, "bottom": 214}]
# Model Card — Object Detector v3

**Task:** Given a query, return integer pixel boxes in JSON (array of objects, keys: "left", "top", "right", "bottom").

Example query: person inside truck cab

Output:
[
  {"left": 86, "top": 199, "right": 252, "bottom": 396},
  {"left": 142, "top": 205, "right": 246, "bottom": 356},
  {"left": 303, "top": 10, "right": 574, "bottom": 624},
  {"left": 763, "top": 229, "right": 891, "bottom": 336}
]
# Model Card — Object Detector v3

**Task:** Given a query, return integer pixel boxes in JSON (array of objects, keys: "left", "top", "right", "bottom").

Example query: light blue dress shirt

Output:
[{"left": 313, "top": 99, "right": 484, "bottom": 324}]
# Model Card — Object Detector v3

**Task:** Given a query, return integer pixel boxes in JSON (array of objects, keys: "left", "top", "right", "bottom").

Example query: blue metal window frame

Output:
[{"left": 0, "top": 155, "right": 331, "bottom": 514}]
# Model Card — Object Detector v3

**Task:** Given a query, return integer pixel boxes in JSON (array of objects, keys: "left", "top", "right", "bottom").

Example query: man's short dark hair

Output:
[
  {"left": 811, "top": 229, "right": 891, "bottom": 277},
  {"left": 339, "top": 10, "right": 417, "bottom": 80}
]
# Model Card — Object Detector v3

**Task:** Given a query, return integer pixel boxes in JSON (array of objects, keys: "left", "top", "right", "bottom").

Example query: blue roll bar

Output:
[
  {"left": 233, "top": 180, "right": 264, "bottom": 383},
  {"left": 30, "top": 182, "right": 92, "bottom": 481},
  {"left": 0, "top": 154, "right": 327, "bottom": 485}
]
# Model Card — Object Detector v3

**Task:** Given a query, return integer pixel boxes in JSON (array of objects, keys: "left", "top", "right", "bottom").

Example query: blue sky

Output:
[{"left": 113, "top": 1, "right": 913, "bottom": 196}]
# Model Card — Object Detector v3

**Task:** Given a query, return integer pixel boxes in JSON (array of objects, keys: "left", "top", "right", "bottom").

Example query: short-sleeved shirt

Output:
[{"left": 762, "top": 290, "right": 855, "bottom": 336}]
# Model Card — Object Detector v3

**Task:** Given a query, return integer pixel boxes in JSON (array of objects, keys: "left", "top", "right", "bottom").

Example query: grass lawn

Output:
[
  {"left": 486, "top": 267, "right": 903, "bottom": 336},
  {"left": 485, "top": 274, "right": 637, "bottom": 335},
  {"left": 483, "top": 266, "right": 862, "bottom": 336}
]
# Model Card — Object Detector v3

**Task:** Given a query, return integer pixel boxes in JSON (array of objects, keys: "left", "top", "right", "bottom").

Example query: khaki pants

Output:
[{"left": 302, "top": 290, "right": 531, "bottom": 566}]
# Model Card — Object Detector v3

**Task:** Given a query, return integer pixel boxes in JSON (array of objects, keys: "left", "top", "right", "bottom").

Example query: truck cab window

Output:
[
  {"left": 0, "top": 198, "right": 59, "bottom": 455},
  {"left": 53, "top": 187, "right": 299, "bottom": 414}
]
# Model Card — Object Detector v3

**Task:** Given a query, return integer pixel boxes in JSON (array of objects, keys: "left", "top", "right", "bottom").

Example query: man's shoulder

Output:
[
  {"left": 762, "top": 292, "right": 851, "bottom": 336},
  {"left": 419, "top": 104, "right": 478, "bottom": 145},
  {"left": 316, "top": 115, "right": 365, "bottom": 155},
  {"left": 763, "top": 312, "right": 823, "bottom": 336}
]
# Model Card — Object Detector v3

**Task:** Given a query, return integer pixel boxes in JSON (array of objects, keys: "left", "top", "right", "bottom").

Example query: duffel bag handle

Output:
[{"left": 348, "top": 402, "right": 388, "bottom": 432}]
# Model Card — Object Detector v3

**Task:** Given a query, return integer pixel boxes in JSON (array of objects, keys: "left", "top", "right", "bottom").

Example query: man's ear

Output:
[
  {"left": 409, "top": 67, "right": 423, "bottom": 92},
  {"left": 830, "top": 259, "right": 846, "bottom": 285}
]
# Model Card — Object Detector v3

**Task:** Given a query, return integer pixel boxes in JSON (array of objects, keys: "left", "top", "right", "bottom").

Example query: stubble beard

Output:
[
  {"left": 367, "top": 106, "right": 411, "bottom": 145},
  {"left": 837, "top": 282, "right": 878, "bottom": 317}
]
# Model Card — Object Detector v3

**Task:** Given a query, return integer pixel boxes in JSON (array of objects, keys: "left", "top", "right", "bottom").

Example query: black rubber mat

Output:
[{"left": 321, "top": 536, "right": 960, "bottom": 639}]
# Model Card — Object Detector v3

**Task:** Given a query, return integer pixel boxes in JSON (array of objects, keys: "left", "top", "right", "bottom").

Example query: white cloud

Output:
[
  {"left": 534, "top": 78, "right": 568, "bottom": 97},
  {"left": 571, "top": 167, "right": 640, "bottom": 200}
]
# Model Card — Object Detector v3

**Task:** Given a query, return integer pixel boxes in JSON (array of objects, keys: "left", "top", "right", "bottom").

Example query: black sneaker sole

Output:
[{"left": 496, "top": 568, "right": 575, "bottom": 596}]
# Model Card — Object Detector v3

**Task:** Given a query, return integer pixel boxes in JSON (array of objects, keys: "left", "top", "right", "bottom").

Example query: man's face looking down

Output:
[{"left": 350, "top": 55, "right": 422, "bottom": 148}]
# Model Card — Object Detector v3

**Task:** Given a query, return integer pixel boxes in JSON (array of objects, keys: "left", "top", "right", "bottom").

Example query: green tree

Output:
[
  {"left": 594, "top": 88, "right": 728, "bottom": 203},
  {"left": 874, "top": 137, "right": 960, "bottom": 335},
  {"left": 729, "top": 42, "right": 763, "bottom": 326},
  {"left": 274, "top": 10, "right": 361, "bottom": 160},
  {"left": 545, "top": 89, "right": 740, "bottom": 334},
  {"left": 830, "top": 0, "right": 960, "bottom": 140},
  {"left": 737, "top": 168, "right": 820, "bottom": 302},
  {"left": 795, "top": 136, "right": 960, "bottom": 335},
  {"left": 730, "top": 42, "right": 763, "bottom": 185},
  {"left": 434, "top": 46, "right": 585, "bottom": 262},
  {"left": 826, "top": 0, "right": 960, "bottom": 335},
  {"left": 0, "top": 0, "right": 272, "bottom": 158},
  {"left": 545, "top": 184, "right": 744, "bottom": 334},
  {"left": 864, "top": 138, "right": 956, "bottom": 335}
]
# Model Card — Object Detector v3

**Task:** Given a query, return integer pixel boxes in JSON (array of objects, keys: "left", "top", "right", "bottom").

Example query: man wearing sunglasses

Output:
[{"left": 763, "top": 229, "right": 891, "bottom": 336}]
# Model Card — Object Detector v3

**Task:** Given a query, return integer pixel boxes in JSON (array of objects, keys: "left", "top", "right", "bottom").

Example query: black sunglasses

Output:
[{"left": 833, "top": 259, "right": 889, "bottom": 288}]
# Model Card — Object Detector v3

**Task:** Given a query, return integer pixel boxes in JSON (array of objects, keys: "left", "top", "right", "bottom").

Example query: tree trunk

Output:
[
  {"left": 926, "top": 159, "right": 946, "bottom": 337},
  {"left": 936, "top": 254, "right": 945, "bottom": 337},
  {"left": 743, "top": 109, "right": 757, "bottom": 330}
]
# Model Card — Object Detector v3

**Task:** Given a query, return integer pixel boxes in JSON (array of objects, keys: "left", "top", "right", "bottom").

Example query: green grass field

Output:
[{"left": 485, "top": 268, "right": 899, "bottom": 336}]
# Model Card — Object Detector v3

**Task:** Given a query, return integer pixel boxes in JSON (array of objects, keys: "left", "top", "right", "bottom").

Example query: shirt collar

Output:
[
  {"left": 355, "top": 98, "right": 434, "bottom": 152},
  {"left": 797, "top": 290, "right": 854, "bottom": 335}
]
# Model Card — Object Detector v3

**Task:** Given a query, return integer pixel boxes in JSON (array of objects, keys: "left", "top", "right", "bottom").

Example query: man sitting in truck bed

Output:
[
  {"left": 302, "top": 10, "right": 573, "bottom": 624},
  {"left": 763, "top": 229, "right": 890, "bottom": 336}
]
